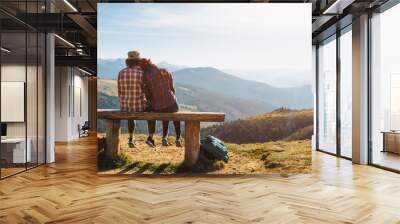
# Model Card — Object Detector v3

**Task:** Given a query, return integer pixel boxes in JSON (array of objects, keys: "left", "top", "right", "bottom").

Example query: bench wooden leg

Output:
[
  {"left": 184, "top": 120, "right": 201, "bottom": 167},
  {"left": 105, "top": 119, "right": 121, "bottom": 159}
]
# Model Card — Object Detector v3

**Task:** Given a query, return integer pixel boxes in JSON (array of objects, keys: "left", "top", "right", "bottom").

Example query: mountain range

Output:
[
  {"left": 98, "top": 79, "right": 273, "bottom": 121},
  {"left": 97, "top": 60, "right": 314, "bottom": 143},
  {"left": 98, "top": 59, "right": 313, "bottom": 109},
  {"left": 98, "top": 59, "right": 188, "bottom": 79},
  {"left": 172, "top": 67, "right": 312, "bottom": 109},
  {"left": 97, "top": 78, "right": 273, "bottom": 133}
]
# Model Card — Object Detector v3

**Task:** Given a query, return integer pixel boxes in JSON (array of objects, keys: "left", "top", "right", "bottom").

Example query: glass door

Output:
[
  {"left": 1, "top": 30, "right": 28, "bottom": 178},
  {"left": 370, "top": 4, "right": 400, "bottom": 171},
  {"left": 0, "top": 1, "right": 47, "bottom": 179},
  {"left": 317, "top": 36, "right": 337, "bottom": 154},
  {"left": 339, "top": 27, "right": 352, "bottom": 158}
]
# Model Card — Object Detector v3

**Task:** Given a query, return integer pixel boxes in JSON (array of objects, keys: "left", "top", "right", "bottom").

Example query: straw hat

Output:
[{"left": 127, "top": 51, "right": 140, "bottom": 59}]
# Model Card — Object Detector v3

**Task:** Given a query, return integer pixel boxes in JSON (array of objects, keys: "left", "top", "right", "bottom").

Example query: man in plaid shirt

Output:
[{"left": 117, "top": 51, "right": 149, "bottom": 147}]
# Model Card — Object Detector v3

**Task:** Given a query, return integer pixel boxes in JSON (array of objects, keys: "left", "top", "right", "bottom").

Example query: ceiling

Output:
[{"left": 0, "top": 0, "right": 394, "bottom": 75}]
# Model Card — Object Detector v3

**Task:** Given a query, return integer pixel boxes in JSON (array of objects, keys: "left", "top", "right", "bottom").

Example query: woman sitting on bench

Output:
[{"left": 142, "top": 59, "right": 182, "bottom": 147}]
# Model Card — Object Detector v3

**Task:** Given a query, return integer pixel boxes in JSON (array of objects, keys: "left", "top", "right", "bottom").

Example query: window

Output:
[
  {"left": 0, "top": 1, "right": 46, "bottom": 179},
  {"left": 339, "top": 28, "right": 352, "bottom": 158},
  {"left": 317, "top": 36, "right": 337, "bottom": 154},
  {"left": 390, "top": 74, "right": 400, "bottom": 130},
  {"left": 370, "top": 3, "right": 400, "bottom": 171},
  {"left": 1, "top": 29, "right": 28, "bottom": 178}
]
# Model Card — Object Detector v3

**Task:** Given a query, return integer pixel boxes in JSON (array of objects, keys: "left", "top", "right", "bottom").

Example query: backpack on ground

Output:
[{"left": 200, "top": 135, "right": 229, "bottom": 163}]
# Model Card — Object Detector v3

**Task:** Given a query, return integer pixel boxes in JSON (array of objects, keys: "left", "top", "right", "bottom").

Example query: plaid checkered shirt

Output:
[
  {"left": 117, "top": 66, "right": 147, "bottom": 112},
  {"left": 145, "top": 66, "right": 177, "bottom": 110}
]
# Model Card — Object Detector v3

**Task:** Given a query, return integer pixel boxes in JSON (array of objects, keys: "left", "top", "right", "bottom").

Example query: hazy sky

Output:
[{"left": 98, "top": 3, "right": 312, "bottom": 71}]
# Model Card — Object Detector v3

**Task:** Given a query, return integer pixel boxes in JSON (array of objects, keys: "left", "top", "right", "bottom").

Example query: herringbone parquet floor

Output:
[{"left": 1, "top": 136, "right": 400, "bottom": 223}]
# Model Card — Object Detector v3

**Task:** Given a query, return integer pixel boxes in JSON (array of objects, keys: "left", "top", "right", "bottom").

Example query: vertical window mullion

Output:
[
  {"left": 0, "top": 23, "right": 2, "bottom": 179},
  {"left": 44, "top": 0, "right": 48, "bottom": 164},
  {"left": 36, "top": 0, "right": 39, "bottom": 167},
  {"left": 25, "top": 0, "right": 28, "bottom": 171},
  {"left": 367, "top": 11, "right": 373, "bottom": 165},
  {"left": 316, "top": 45, "right": 320, "bottom": 150},
  {"left": 336, "top": 29, "right": 341, "bottom": 157}
]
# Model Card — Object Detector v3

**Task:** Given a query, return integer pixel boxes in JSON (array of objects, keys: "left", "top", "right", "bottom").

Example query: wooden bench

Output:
[{"left": 97, "top": 110, "right": 225, "bottom": 166}]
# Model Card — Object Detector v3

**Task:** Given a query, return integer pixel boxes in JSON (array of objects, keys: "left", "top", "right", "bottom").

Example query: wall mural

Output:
[{"left": 96, "top": 3, "right": 313, "bottom": 175}]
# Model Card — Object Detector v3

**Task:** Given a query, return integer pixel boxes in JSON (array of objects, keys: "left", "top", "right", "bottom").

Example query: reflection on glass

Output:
[
  {"left": 1, "top": 31, "right": 27, "bottom": 177},
  {"left": 318, "top": 37, "right": 337, "bottom": 154},
  {"left": 0, "top": 0, "right": 47, "bottom": 179},
  {"left": 340, "top": 30, "right": 352, "bottom": 158},
  {"left": 27, "top": 32, "right": 38, "bottom": 169},
  {"left": 371, "top": 4, "right": 400, "bottom": 171},
  {"left": 390, "top": 75, "right": 400, "bottom": 130},
  {"left": 38, "top": 33, "right": 46, "bottom": 165}
]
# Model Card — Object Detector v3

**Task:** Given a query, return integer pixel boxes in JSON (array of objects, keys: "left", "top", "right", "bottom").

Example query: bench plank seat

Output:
[
  {"left": 97, "top": 109, "right": 225, "bottom": 167},
  {"left": 98, "top": 110, "right": 225, "bottom": 122}
]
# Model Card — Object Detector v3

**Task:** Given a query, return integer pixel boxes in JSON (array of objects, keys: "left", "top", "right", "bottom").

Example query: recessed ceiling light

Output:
[
  {"left": 1, "top": 47, "right": 11, "bottom": 53},
  {"left": 54, "top": 34, "right": 75, "bottom": 48},
  {"left": 323, "top": 0, "right": 355, "bottom": 15},
  {"left": 63, "top": 0, "right": 78, "bottom": 12},
  {"left": 78, "top": 67, "right": 93, "bottom": 76}
]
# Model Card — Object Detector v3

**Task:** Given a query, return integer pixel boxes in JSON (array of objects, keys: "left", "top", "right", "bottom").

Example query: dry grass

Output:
[
  {"left": 98, "top": 79, "right": 118, "bottom": 96},
  {"left": 226, "top": 140, "right": 311, "bottom": 174},
  {"left": 201, "top": 108, "right": 314, "bottom": 144},
  {"left": 98, "top": 134, "right": 311, "bottom": 175}
]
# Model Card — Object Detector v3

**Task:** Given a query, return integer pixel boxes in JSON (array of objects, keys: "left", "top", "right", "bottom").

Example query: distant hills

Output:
[
  {"left": 222, "top": 68, "right": 312, "bottom": 88},
  {"left": 98, "top": 59, "right": 188, "bottom": 79},
  {"left": 98, "top": 59, "right": 313, "bottom": 109},
  {"left": 97, "top": 60, "right": 314, "bottom": 137},
  {"left": 157, "top": 61, "right": 189, "bottom": 72},
  {"left": 97, "top": 79, "right": 273, "bottom": 121},
  {"left": 172, "top": 67, "right": 313, "bottom": 109},
  {"left": 98, "top": 58, "right": 125, "bottom": 79},
  {"left": 175, "top": 84, "right": 273, "bottom": 120},
  {"left": 201, "top": 108, "right": 314, "bottom": 144},
  {"left": 97, "top": 78, "right": 274, "bottom": 134}
]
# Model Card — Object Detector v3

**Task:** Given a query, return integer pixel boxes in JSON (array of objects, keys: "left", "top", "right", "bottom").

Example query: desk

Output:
[
  {"left": 1, "top": 138, "right": 31, "bottom": 163},
  {"left": 382, "top": 131, "right": 400, "bottom": 154}
]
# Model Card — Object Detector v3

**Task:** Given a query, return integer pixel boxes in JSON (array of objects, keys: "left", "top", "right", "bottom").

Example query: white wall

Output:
[
  {"left": 55, "top": 67, "right": 69, "bottom": 141},
  {"left": 71, "top": 73, "right": 89, "bottom": 138},
  {"left": 1, "top": 63, "right": 46, "bottom": 164},
  {"left": 1, "top": 65, "right": 26, "bottom": 139},
  {"left": 55, "top": 67, "right": 89, "bottom": 141}
]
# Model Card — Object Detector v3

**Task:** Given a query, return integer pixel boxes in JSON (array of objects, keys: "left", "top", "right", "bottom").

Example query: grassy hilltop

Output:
[{"left": 201, "top": 108, "right": 314, "bottom": 144}]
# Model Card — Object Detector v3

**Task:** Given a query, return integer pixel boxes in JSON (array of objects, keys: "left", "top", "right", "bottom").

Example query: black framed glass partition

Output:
[
  {"left": 0, "top": 1, "right": 47, "bottom": 179},
  {"left": 0, "top": 28, "right": 28, "bottom": 177},
  {"left": 317, "top": 35, "right": 337, "bottom": 155},
  {"left": 370, "top": 3, "right": 400, "bottom": 171},
  {"left": 316, "top": 25, "right": 353, "bottom": 159},
  {"left": 315, "top": 1, "right": 400, "bottom": 171}
]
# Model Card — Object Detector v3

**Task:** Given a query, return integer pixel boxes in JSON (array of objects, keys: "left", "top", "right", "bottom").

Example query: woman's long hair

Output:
[{"left": 126, "top": 58, "right": 154, "bottom": 73}]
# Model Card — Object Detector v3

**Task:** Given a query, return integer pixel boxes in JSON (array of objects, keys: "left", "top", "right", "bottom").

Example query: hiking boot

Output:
[
  {"left": 175, "top": 138, "right": 183, "bottom": 147},
  {"left": 162, "top": 138, "right": 170, "bottom": 146},
  {"left": 128, "top": 138, "right": 136, "bottom": 148},
  {"left": 146, "top": 137, "right": 156, "bottom": 148}
]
